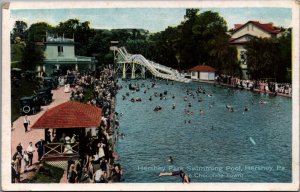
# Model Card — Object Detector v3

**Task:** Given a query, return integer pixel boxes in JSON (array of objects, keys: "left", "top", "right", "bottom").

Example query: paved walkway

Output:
[
  {"left": 11, "top": 87, "right": 71, "bottom": 181},
  {"left": 59, "top": 170, "right": 68, "bottom": 183}
]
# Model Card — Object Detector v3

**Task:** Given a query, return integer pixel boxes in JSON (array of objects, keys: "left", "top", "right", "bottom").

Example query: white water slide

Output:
[{"left": 110, "top": 46, "right": 191, "bottom": 83}]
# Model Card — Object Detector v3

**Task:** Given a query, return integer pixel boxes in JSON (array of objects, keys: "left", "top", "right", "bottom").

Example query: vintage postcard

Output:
[{"left": 1, "top": 0, "right": 299, "bottom": 191}]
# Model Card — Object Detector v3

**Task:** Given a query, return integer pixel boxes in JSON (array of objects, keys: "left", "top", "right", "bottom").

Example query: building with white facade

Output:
[
  {"left": 229, "top": 21, "right": 284, "bottom": 79},
  {"left": 42, "top": 35, "right": 95, "bottom": 75},
  {"left": 189, "top": 65, "right": 216, "bottom": 81}
]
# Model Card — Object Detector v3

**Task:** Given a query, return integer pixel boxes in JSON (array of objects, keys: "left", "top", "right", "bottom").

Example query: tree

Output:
[
  {"left": 28, "top": 22, "right": 54, "bottom": 42},
  {"left": 56, "top": 19, "right": 92, "bottom": 55},
  {"left": 12, "top": 20, "right": 28, "bottom": 41},
  {"left": 184, "top": 9, "right": 199, "bottom": 20},
  {"left": 148, "top": 27, "right": 180, "bottom": 69},
  {"left": 246, "top": 38, "right": 281, "bottom": 80},
  {"left": 174, "top": 10, "right": 236, "bottom": 72},
  {"left": 21, "top": 41, "right": 45, "bottom": 70},
  {"left": 278, "top": 28, "right": 292, "bottom": 82},
  {"left": 87, "top": 29, "right": 113, "bottom": 65},
  {"left": 11, "top": 42, "right": 26, "bottom": 68}
]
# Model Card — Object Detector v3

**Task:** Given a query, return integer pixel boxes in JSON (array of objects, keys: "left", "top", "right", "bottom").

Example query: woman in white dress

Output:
[
  {"left": 97, "top": 142, "right": 106, "bottom": 159},
  {"left": 64, "top": 136, "right": 73, "bottom": 154},
  {"left": 64, "top": 84, "right": 70, "bottom": 93}
]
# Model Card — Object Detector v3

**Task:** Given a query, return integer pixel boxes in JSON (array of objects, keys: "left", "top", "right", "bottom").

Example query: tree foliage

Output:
[
  {"left": 21, "top": 41, "right": 45, "bottom": 70},
  {"left": 56, "top": 19, "right": 92, "bottom": 55},
  {"left": 245, "top": 29, "right": 291, "bottom": 82},
  {"left": 11, "top": 20, "right": 28, "bottom": 41},
  {"left": 12, "top": 11, "right": 291, "bottom": 82},
  {"left": 151, "top": 10, "right": 239, "bottom": 74},
  {"left": 246, "top": 38, "right": 280, "bottom": 80},
  {"left": 28, "top": 22, "right": 54, "bottom": 42},
  {"left": 278, "top": 29, "right": 292, "bottom": 82}
]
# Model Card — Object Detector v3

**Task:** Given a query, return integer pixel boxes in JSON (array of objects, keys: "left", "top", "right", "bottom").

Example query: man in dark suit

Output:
[{"left": 35, "top": 139, "right": 46, "bottom": 162}]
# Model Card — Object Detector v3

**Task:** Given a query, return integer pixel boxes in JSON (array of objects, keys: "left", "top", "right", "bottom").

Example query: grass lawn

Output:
[
  {"left": 30, "top": 163, "right": 64, "bottom": 183},
  {"left": 11, "top": 78, "right": 42, "bottom": 122}
]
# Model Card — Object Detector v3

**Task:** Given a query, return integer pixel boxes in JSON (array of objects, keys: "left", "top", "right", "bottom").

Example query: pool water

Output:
[{"left": 115, "top": 79, "right": 292, "bottom": 183}]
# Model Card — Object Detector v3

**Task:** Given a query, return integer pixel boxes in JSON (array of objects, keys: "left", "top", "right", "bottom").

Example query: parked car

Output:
[
  {"left": 37, "top": 87, "right": 53, "bottom": 105},
  {"left": 20, "top": 95, "right": 42, "bottom": 115},
  {"left": 44, "top": 77, "right": 58, "bottom": 89}
]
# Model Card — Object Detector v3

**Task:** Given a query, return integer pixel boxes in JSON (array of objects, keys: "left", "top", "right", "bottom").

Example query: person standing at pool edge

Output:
[{"left": 23, "top": 115, "right": 30, "bottom": 132}]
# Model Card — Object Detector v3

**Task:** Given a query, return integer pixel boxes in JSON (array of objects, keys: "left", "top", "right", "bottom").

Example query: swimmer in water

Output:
[
  {"left": 159, "top": 170, "right": 190, "bottom": 183},
  {"left": 168, "top": 156, "right": 174, "bottom": 164},
  {"left": 226, "top": 105, "right": 234, "bottom": 112},
  {"left": 244, "top": 106, "right": 249, "bottom": 111},
  {"left": 259, "top": 100, "right": 268, "bottom": 104},
  {"left": 172, "top": 104, "right": 176, "bottom": 109}
]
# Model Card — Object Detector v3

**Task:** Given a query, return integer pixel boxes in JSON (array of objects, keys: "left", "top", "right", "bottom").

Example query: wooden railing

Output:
[{"left": 43, "top": 142, "right": 79, "bottom": 158}]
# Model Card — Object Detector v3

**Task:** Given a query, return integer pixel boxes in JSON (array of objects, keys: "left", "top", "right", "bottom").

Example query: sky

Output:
[{"left": 10, "top": 8, "right": 292, "bottom": 33}]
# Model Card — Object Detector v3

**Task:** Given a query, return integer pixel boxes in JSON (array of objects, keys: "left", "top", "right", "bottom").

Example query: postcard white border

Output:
[{"left": 2, "top": 0, "right": 299, "bottom": 191}]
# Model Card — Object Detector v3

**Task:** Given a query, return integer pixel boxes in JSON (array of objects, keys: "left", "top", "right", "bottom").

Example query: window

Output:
[
  {"left": 251, "top": 25, "right": 254, "bottom": 31},
  {"left": 58, "top": 46, "right": 63, "bottom": 56},
  {"left": 247, "top": 25, "right": 249, "bottom": 31}
]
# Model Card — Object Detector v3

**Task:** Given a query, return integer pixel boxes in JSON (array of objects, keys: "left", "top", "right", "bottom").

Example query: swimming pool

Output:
[{"left": 115, "top": 79, "right": 292, "bottom": 182}]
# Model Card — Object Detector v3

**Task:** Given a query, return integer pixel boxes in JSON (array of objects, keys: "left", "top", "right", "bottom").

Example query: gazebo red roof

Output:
[
  {"left": 31, "top": 101, "right": 102, "bottom": 129},
  {"left": 189, "top": 65, "right": 216, "bottom": 72}
]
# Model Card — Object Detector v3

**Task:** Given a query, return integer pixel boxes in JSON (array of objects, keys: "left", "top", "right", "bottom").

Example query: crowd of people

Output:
[
  {"left": 216, "top": 75, "right": 292, "bottom": 96},
  {"left": 11, "top": 139, "right": 47, "bottom": 183},
  {"left": 12, "top": 66, "right": 124, "bottom": 183},
  {"left": 63, "top": 66, "right": 123, "bottom": 183}
]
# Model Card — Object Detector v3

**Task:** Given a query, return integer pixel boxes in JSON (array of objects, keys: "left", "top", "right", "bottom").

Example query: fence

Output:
[{"left": 43, "top": 142, "right": 79, "bottom": 159}]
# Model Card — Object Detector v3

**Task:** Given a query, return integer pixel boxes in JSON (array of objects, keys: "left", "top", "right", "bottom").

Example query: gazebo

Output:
[{"left": 31, "top": 101, "right": 102, "bottom": 162}]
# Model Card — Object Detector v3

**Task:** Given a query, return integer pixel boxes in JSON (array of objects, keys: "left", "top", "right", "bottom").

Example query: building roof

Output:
[
  {"left": 31, "top": 101, "right": 102, "bottom": 129},
  {"left": 229, "top": 34, "right": 257, "bottom": 44},
  {"left": 232, "top": 21, "right": 282, "bottom": 34},
  {"left": 189, "top": 65, "right": 216, "bottom": 72}
]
